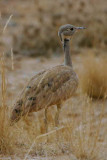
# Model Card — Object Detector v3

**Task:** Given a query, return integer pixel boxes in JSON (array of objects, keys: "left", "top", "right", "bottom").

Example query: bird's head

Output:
[
  {"left": 10, "top": 100, "right": 23, "bottom": 124},
  {"left": 58, "top": 24, "right": 86, "bottom": 42}
]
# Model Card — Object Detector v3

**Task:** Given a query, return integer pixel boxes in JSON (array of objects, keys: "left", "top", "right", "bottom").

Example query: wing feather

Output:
[{"left": 17, "top": 65, "right": 78, "bottom": 112}]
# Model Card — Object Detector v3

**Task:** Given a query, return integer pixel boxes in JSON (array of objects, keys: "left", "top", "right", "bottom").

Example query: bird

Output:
[{"left": 10, "top": 24, "right": 86, "bottom": 132}]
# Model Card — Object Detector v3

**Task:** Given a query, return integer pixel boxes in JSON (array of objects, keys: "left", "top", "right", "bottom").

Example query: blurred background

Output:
[
  {"left": 0, "top": 0, "right": 107, "bottom": 57},
  {"left": 0, "top": 1, "right": 107, "bottom": 159}
]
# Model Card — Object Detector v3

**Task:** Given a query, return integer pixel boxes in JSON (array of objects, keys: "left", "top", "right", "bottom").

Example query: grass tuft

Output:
[
  {"left": 0, "top": 55, "right": 16, "bottom": 154},
  {"left": 80, "top": 54, "right": 107, "bottom": 99}
]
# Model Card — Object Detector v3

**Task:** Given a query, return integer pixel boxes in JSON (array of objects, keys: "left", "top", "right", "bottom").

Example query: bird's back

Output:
[{"left": 15, "top": 65, "right": 78, "bottom": 114}]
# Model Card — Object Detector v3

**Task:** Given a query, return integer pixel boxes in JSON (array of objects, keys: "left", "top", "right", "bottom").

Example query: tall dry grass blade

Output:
[
  {"left": 0, "top": 55, "right": 7, "bottom": 130},
  {"left": 0, "top": 54, "right": 17, "bottom": 154},
  {"left": 0, "top": 12, "right": 1, "bottom": 20},
  {"left": 3, "top": 15, "right": 13, "bottom": 33},
  {"left": 11, "top": 48, "right": 14, "bottom": 71}
]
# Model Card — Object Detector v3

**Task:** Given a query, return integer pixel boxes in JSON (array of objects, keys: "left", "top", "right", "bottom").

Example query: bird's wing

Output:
[
  {"left": 19, "top": 69, "right": 46, "bottom": 97},
  {"left": 17, "top": 65, "right": 78, "bottom": 112}
]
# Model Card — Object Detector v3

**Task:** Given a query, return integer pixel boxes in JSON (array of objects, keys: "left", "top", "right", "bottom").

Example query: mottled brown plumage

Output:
[
  {"left": 11, "top": 24, "right": 86, "bottom": 130},
  {"left": 12, "top": 65, "right": 78, "bottom": 115}
]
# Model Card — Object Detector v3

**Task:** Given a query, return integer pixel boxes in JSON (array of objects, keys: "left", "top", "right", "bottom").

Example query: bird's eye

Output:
[{"left": 70, "top": 28, "right": 74, "bottom": 31}]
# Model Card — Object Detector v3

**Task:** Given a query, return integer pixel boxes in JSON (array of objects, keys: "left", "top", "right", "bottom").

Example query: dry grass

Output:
[
  {"left": 0, "top": 55, "right": 15, "bottom": 154},
  {"left": 0, "top": 54, "right": 106, "bottom": 159},
  {"left": 22, "top": 95, "right": 105, "bottom": 160},
  {"left": 79, "top": 54, "right": 107, "bottom": 99},
  {"left": 68, "top": 97, "right": 104, "bottom": 160},
  {"left": 0, "top": 55, "right": 37, "bottom": 155}
]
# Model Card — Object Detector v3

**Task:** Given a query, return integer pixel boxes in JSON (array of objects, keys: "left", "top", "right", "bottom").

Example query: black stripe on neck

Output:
[
  {"left": 63, "top": 38, "right": 70, "bottom": 51},
  {"left": 64, "top": 38, "right": 70, "bottom": 42}
]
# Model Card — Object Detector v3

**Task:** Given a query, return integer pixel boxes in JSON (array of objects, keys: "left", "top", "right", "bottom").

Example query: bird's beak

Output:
[{"left": 76, "top": 27, "right": 86, "bottom": 30}]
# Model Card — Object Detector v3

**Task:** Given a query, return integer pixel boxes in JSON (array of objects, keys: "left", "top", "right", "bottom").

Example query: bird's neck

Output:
[{"left": 63, "top": 39, "right": 72, "bottom": 67}]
